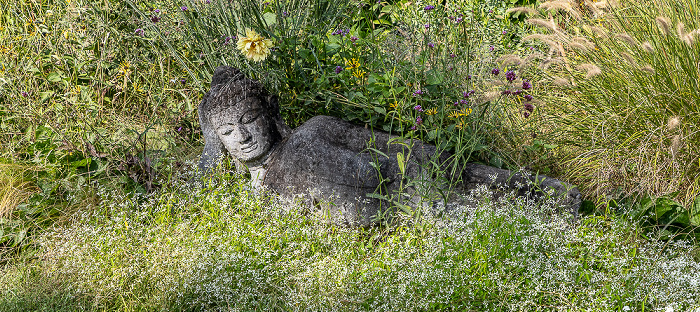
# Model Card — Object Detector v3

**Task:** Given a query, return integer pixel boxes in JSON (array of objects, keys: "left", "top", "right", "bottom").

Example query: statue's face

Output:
[{"left": 211, "top": 97, "right": 274, "bottom": 163}]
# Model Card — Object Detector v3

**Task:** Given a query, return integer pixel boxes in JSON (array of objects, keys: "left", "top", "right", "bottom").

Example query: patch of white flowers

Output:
[{"left": 4, "top": 164, "right": 699, "bottom": 311}]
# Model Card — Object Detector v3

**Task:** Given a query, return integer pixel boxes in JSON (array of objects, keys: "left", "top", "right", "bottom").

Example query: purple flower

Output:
[
  {"left": 428, "top": 42, "right": 435, "bottom": 48},
  {"left": 335, "top": 66, "right": 343, "bottom": 74},
  {"left": 505, "top": 70, "right": 516, "bottom": 82},
  {"left": 282, "top": 11, "right": 289, "bottom": 17},
  {"left": 502, "top": 30, "right": 507, "bottom": 35},
  {"left": 206, "top": 0, "right": 211, "bottom": 3},
  {"left": 350, "top": 36, "right": 358, "bottom": 42},
  {"left": 151, "top": 15, "right": 161, "bottom": 23},
  {"left": 180, "top": 6, "right": 187, "bottom": 11},
  {"left": 180, "top": 78, "right": 186, "bottom": 85},
  {"left": 177, "top": 127, "right": 182, "bottom": 132},
  {"left": 466, "top": 75, "right": 472, "bottom": 80},
  {"left": 262, "top": 1, "right": 271, "bottom": 6},
  {"left": 524, "top": 103, "right": 534, "bottom": 112},
  {"left": 21, "top": 91, "right": 29, "bottom": 97},
  {"left": 416, "top": 116, "right": 423, "bottom": 125},
  {"left": 523, "top": 111, "right": 530, "bottom": 118},
  {"left": 410, "top": 125, "right": 417, "bottom": 130},
  {"left": 414, "top": 104, "right": 423, "bottom": 112},
  {"left": 154, "top": 9, "right": 160, "bottom": 13},
  {"left": 424, "top": 5, "right": 435, "bottom": 11},
  {"left": 502, "top": 89, "right": 512, "bottom": 95},
  {"left": 513, "top": 89, "right": 523, "bottom": 96},
  {"left": 424, "top": 23, "right": 430, "bottom": 29},
  {"left": 491, "top": 68, "right": 500, "bottom": 76},
  {"left": 134, "top": 28, "right": 144, "bottom": 36},
  {"left": 489, "top": 46, "right": 494, "bottom": 52},
  {"left": 522, "top": 80, "right": 532, "bottom": 90},
  {"left": 332, "top": 28, "right": 350, "bottom": 36},
  {"left": 462, "top": 91, "right": 469, "bottom": 98},
  {"left": 455, "top": 17, "right": 463, "bottom": 23},
  {"left": 450, "top": 53, "right": 456, "bottom": 58},
  {"left": 459, "top": 99, "right": 468, "bottom": 105},
  {"left": 454, "top": 101, "right": 459, "bottom": 106},
  {"left": 524, "top": 94, "right": 533, "bottom": 101},
  {"left": 413, "top": 89, "right": 423, "bottom": 96}
]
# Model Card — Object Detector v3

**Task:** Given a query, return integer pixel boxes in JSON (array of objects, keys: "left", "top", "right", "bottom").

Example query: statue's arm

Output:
[{"left": 198, "top": 93, "right": 227, "bottom": 174}]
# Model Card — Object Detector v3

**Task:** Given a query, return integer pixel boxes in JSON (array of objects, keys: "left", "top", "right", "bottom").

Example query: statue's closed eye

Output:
[{"left": 240, "top": 109, "right": 262, "bottom": 124}]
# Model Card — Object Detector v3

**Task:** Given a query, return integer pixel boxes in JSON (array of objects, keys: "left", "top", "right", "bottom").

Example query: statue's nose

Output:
[{"left": 237, "top": 125, "right": 252, "bottom": 143}]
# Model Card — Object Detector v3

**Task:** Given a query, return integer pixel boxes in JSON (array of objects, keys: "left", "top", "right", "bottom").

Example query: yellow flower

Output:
[
  {"left": 236, "top": 28, "right": 273, "bottom": 62},
  {"left": 448, "top": 111, "right": 461, "bottom": 119},
  {"left": 389, "top": 102, "right": 399, "bottom": 110},
  {"left": 460, "top": 108, "right": 472, "bottom": 117},
  {"left": 425, "top": 108, "right": 437, "bottom": 115},
  {"left": 345, "top": 58, "right": 360, "bottom": 70}
]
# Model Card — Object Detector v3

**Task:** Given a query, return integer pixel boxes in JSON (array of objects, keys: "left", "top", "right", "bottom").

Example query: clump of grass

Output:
[
  {"left": 527, "top": 0, "right": 700, "bottom": 207},
  {"left": 0, "top": 165, "right": 34, "bottom": 219}
]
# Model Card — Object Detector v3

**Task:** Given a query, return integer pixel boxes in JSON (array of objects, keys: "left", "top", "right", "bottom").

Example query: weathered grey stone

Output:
[{"left": 198, "top": 66, "right": 581, "bottom": 226}]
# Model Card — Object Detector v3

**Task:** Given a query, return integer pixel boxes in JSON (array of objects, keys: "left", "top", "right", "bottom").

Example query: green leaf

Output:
[
  {"left": 373, "top": 106, "right": 386, "bottom": 115},
  {"left": 47, "top": 71, "right": 62, "bottom": 83},
  {"left": 397, "top": 152, "right": 405, "bottom": 175},
  {"left": 39, "top": 91, "right": 54, "bottom": 103},
  {"left": 263, "top": 12, "right": 277, "bottom": 26}
]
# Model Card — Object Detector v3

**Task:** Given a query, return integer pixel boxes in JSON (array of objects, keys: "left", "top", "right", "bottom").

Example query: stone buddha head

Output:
[{"left": 199, "top": 66, "right": 290, "bottom": 171}]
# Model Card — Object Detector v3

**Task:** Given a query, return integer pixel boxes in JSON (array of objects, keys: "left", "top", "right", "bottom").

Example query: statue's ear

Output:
[
  {"left": 198, "top": 92, "right": 227, "bottom": 174},
  {"left": 267, "top": 94, "right": 292, "bottom": 138}
]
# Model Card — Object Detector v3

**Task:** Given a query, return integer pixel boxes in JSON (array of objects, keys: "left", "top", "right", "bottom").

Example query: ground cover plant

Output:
[{"left": 2, "top": 0, "right": 700, "bottom": 310}]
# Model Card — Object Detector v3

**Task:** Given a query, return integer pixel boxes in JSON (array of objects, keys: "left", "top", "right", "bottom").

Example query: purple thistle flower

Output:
[
  {"left": 502, "top": 30, "right": 507, "bottom": 35},
  {"left": 134, "top": 28, "right": 145, "bottom": 36},
  {"left": 505, "top": 70, "right": 516, "bottom": 82},
  {"left": 206, "top": 0, "right": 211, "bottom": 3},
  {"left": 462, "top": 91, "right": 469, "bottom": 98},
  {"left": 424, "top": 5, "right": 435, "bottom": 11},
  {"left": 522, "top": 80, "right": 532, "bottom": 90},
  {"left": 335, "top": 66, "right": 343, "bottom": 74},
  {"left": 416, "top": 116, "right": 423, "bottom": 125},
  {"left": 225, "top": 36, "right": 232, "bottom": 44},
  {"left": 180, "top": 6, "right": 187, "bottom": 11},
  {"left": 428, "top": 42, "right": 435, "bottom": 48},
  {"left": 524, "top": 94, "right": 533, "bottom": 101},
  {"left": 454, "top": 101, "right": 459, "bottom": 106},
  {"left": 524, "top": 103, "right": 534, "bottom": 112},
  {"left": 151, "top": 15, "right": 161, "bottom": 23},
  {"left": 414, "top": 104, "right": 423, "bottom": 112},
  {"left": 491, "top": 68, "right": 500, "bottom": 76}
]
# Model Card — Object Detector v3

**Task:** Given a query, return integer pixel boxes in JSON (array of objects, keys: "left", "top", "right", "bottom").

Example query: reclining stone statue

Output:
[{"left": 198, "top": 66, "right": 581, "bottom": 226}]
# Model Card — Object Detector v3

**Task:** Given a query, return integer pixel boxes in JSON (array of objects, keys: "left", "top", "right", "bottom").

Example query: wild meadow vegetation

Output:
[{"left": 1, "top": 0, "right": 700, "bottom": 310}]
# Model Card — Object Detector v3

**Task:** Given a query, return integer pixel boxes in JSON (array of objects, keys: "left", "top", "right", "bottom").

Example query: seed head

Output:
[
  {"left": 641, "top": 41, "right": 654, "bottom": 52},
  {"left": 526, "top": 18, "right": 557, "bottom": 32},
  {"left": 577, "top": 63, "right": 602, "bottom": 79},
  {"left": 552, "top": 77, "right": 570, "bottom": 86},
  {"left": 667, "top": 116, "right": 681, "bottom": 130},
  {"left": 615, "top": 33, "right": 637, "bottom": 46},
  {"left": 641, "top": 65, "right": 655, "bottom": 74},
  {"left": 656, "top": 16, "right": 671, "bottom": 35},
  {"left": 506, "top": 7, "right": 539, "bottom": 16},
  {"left": 498, "top": 54, "right": 523, "bottom": 67},
  {"left": 671, "top": 135, "right": 681, "bottom": 156}
]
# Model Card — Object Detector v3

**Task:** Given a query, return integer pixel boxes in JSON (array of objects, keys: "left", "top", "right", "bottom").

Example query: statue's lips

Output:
[{"left": 241, "top": 142, "right": 258, "bottom": 153}]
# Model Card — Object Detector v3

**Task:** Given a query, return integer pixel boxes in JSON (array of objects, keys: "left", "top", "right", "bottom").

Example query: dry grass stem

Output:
[{"left": 577, "top": 63, "right": 602, "bottom": 79}]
